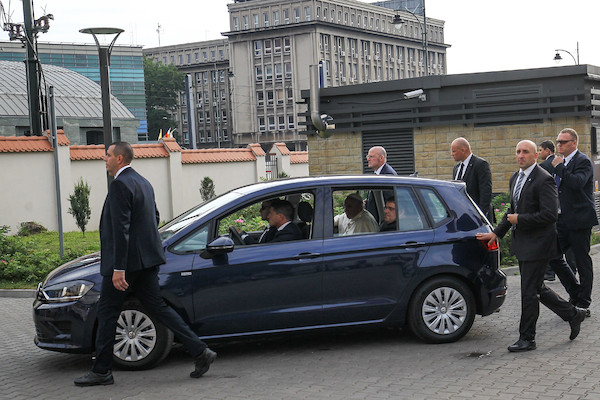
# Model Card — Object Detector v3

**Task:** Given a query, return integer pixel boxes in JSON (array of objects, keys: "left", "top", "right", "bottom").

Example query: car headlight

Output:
[{"left": 41, "top": 280, "right": 94, "bottom": 303}]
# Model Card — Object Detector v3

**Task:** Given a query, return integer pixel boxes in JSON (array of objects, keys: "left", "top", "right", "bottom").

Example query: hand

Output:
[
  {"left": 476, "top": 232, "right": 498, "bottom": 246},
  {"left": 112, "top": 270, "right": 129, "bottom": 291},
  {"left": 551, "top": 155, "right": 564, "bottom": 167},
  {"left": 507, "top": 213, "right": 518, "bottom": 224}
]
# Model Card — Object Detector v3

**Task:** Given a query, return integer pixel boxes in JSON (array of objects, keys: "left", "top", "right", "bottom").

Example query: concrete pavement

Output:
[{"left": 2, "top": 251, "right": 600, "bottom": 399}]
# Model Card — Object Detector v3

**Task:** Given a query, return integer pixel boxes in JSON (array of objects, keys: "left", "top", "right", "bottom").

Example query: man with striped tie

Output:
[{"left": 477, "top": 140, "right": 586, "bottom": 352}]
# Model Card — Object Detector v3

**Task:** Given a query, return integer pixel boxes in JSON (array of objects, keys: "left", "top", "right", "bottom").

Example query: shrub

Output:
[
  {"left": 200, "top": 177, "right": 216, "bottom": 202},
  {"left": 68, "top": 178, "right": 92, "bottom": 235},
  {"left": 492, "top": 193, "right": 517, "bottom": 267},
  {"left": 17, "top": 221, "right": 47, "bottom": 236}
]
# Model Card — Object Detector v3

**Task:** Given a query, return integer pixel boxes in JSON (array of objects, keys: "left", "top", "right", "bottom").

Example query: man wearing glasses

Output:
[{"left": 550, "top": 128, "right": 598, "bottom": 316}]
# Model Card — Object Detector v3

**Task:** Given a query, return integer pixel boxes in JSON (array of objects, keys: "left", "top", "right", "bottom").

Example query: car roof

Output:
[{"left": 230, "top": 175, "right": 464, "bottom": 196}]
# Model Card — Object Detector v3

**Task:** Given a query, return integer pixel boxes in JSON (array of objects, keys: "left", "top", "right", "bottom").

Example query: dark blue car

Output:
[{"left": 33, "top": 175, "right": 506, "bottom": 370}]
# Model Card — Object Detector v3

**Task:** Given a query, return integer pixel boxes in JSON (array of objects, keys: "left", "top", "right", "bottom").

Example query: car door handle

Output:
[
  {"left": 293, "top": 252, "right": 321, "bottom": 260},
  {"left": 402, "top": 241, "right": 426, "bottom": 247}
]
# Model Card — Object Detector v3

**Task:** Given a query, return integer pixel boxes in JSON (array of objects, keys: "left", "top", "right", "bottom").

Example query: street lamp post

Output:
[
  {"left": 79, "top": 27, "right": 123, "bottom": 187},
  {"left": 553, "top": 42, "right": 580, "bottom": 65},
  {"left": 392, "top": 4, "right": 429, "bottom": 75}
]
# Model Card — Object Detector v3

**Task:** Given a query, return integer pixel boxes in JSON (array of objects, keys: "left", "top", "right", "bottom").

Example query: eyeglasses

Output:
[
  {"left": 384, "top": 206, "right": 396, "bottom": 211},
  {"left": 556, "top": 140, "right": 574, "bottom": 144}
]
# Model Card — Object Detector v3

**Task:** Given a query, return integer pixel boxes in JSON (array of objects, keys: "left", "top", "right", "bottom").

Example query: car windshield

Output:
[{"left": 159, "top": 191, "right": 244, "bottom": 240}]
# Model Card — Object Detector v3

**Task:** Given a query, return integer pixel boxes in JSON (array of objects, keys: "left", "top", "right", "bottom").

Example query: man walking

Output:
[
  {"left": 451, "top": 137, "right": 493, "bottom": 221},
  {"left": 550, "top": 128, "right": 598, "bottom": 314},
  {"left": 365, "top": 146, "right": 397, "bottom": 221},
  {"left": 538, "top": 140, "right": 557, "bottom": 281},
  {"left": 74, "top": 142, "right": 216, "bottom": 386},
  {"left": 477, "top": 140, "right": 586, "bottom": 352}
]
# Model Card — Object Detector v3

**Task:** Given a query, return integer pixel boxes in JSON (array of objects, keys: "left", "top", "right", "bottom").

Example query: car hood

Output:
[{"left": 43, "top": 252, "right": 102, "bottom": 286}]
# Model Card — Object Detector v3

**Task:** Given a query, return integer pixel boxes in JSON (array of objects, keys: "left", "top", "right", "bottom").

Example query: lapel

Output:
[
  {"left": 515, "top": 166, "right": 538, "bottom": 210},
  {"left": 462, "top": 157, "right": 474, "bottom": 182}
]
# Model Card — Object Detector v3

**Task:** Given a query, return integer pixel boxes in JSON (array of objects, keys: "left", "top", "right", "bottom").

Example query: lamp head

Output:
[{"left": 553, "top": 52, "right": 562, "bottom": 64}]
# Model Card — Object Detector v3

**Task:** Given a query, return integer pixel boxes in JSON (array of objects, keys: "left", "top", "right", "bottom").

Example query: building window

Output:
[
  {"left": 186, "top": 54, "right": 191, "bottom": 64},
  {"left": 204, "top": 92, "right": 209, "bottom": 103},
  {"left": 323, "top": 7, "right": 328, "bottom": 21},
  {"left": 287, "top": 87, "right": 293, "bottom": 100},
  {"left": 294, "top": 8, "right": 300, "bottom": 22},
  {"left": 268, "top": 116, "right": 275, "bottom": 130},
  {"left": 274, "top": 38, "right": 282, "bottom": 53},
  {"left": 284, "top": 9, "right": 290, "bottom": 24},
  {"left": 273, "top": 11, "right": 279, "bottom": 25},
  {"left": 170, "top": 55, "right": 175, "bottom": 64},
  {"left": 195, "top": 52, "right": 199, "bottom": 62},
  {"left": 220, "top": 70, "right": 225, "bottom": 83},
  {"left": 256, "top": 66, "right": 263, "bottom": 81},
  {"left": 276, "top": 89, "right": 284, "bottom": 104},
  {"left": 243, "top": 15, "right": 249, "bottom": 30},
  {"left": 198, "top": 112, "right": 204, "bottom": 123},
  {"left": 264, "top": 39, "right": 272, "bottom": 55},
  {"left": 264, "top": 12, "right": 269, "bottom": 27},
  {"left": 275, "top": 64, "right": 282, "bottom": 80},
  {"left": 258, "top": 117, "right": 266, "bottom": 131},
  {"left": 331, "top": 9, "right": 335, "bottom": 22},
  {"left": 344, "top": 12, "right": 348, "bottom": 24},
  {"left": 305, "top": 6, "right": 311, "bottom": 21},
  {"left": 233, "top": 17, "right": 239, "bottom": 30},
  {"left": 257, "top": 91, "right": 264, "bottom": 105},
  {"left": 254, "top": 40, "right": 262, "bottom": 56},
  {"left": 265, "top": 65, "right": 273, "bottom": 80},
  {"left": 211, "top": 50, "right": 216, "bottom": 61},
  {"left": 284, "top": 62, "right": 292, "bottom": 78},
  {"left": 203, "top": 51, "right": 207, "bottom": 61},
  {"left": 288, "top": 115, "right": 294, "bottom": 129},
  {"left": 267, "top": 90, "right": 274, "bottom": 105},
  {"left": 284, "top": 37, "right": 291, "bottom": 52},
  {"left": 338, "top": 11, "right": 342, "bottom": 23},
  {"left": 195, "top": 72, "right": 202, "bottom": 84},
  {"left": 253, "top": 14, "right": 259, "bottom": 28},
  {"left": 162, "top": 57, "right": 167, "bottom": 64},
  {"left": 219, "top": 49, "right": 224, "bottom": 60},
  {"left": 278, "top": 116, "right": 285, "bottom": 130}
]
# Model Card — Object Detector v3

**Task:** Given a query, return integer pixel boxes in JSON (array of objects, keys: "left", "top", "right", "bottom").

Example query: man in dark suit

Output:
[
  {"left": 240, "top": 199, "right": 277, "bottom": 245},
  {"left": 75, "top": 142, "right": 216, "bottom": 386},
  {"left": 538, "top": 140, "right": 557, "bottom": 281},
  {"left": 550, "top": 128, "right": 598, "bottom": 314},
  {"left": 365, "top": 146, "right": 397, "bottom": 222},
  {"left": 451, "top": 138, "right": 493, "bottom": 221},
  {"left": 265, "top": 199, "right": 303, "bottom": 242},
  {"left": 477, "top": 140, "right": 586, "bottom": 352}
]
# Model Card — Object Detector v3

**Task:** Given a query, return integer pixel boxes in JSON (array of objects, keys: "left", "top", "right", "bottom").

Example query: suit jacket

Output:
[
  {"left": 243, "top": 225, "right": 277, "bottom": 245},
  {"left": 271, "top": 222, "right": 303, "bottom": 242},
  {"left": 554, "top": 150, "right": 598, "bottom": 230},
  {"left": 366, "top": 163, "right": 398, "bottom": 221},
  {"left": 494, "top": 165, "right": 558, "bottom": 261},
  {"left": 99, "top": 167, "right": 166, "bottom": 277},
  {"left": 539, "top": 154, "right": 555, "bottom": 174},
  {"left": 453, "top": 155, "right": 493, "bottom": 221}
]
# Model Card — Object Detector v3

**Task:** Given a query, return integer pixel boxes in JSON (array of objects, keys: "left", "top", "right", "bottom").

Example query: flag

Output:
[
  {"left": 158, "top": 129, "right": 163, "bottom": 140},
  {"left": 165, "top": 128, "right": 172, "bottom": 138}
]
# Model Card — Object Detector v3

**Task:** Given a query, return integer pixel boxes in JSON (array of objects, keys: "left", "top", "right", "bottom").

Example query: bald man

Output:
[
  {"left": 477, "top": 140, "right": 585, "bottom": 352},
  {"left": 451, "top": 138, "right": 493, "bottom": 221},
  {"left": 365, "top": 146, "right": 397, "bottom": 221}
]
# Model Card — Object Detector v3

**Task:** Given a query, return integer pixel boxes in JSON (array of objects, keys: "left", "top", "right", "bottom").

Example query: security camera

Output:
[{"left": 403, "top": 89, "right": 424, "bottom": 99}]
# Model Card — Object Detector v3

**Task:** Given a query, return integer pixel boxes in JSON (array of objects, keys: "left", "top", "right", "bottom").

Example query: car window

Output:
[
  {"left": 332, "top": 188, "right": 384, "bottom": 236},
  {"left": 171, "top": 225, "right": 209, "bottom": 253},
  {"left": 217, "top": 191, "right": 315, "bottom": 244},
  {"left": 418, "top": 188, "right": 450, "bottom": 224},
  {"left": 394, "top": 187, "right": 427, "bottom": 232}
]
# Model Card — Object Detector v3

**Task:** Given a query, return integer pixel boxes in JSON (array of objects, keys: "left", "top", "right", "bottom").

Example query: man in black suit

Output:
[
  {"left": 264, "top": 199, "right": 303, "bottom": 242},
  {"left": 365, "top": 146, "right": 397, "bottom": 222},
  {"left": 477, "top": 140, "right": 586, "bottom": 352},
  {"left": 550, "top": 128, "right": 598, "bottom": 314},
  {"left": 240, "top": 199, "right": 277, "bottom": 245},
  {"left": 75, "top": 142, "right": 216, "bottom": 387},
  {"left": 451, "top": 138, "right": 493, "bottom": 221},
  {"left": 538, "top": 140, "right": 557, "bottom": 281}
]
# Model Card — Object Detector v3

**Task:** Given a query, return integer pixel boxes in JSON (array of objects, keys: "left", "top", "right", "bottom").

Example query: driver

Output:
[{"left": 239, "top": 199, "right": 302, "bottom": 244}]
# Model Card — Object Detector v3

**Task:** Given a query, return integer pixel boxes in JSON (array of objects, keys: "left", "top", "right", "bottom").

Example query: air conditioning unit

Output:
[
  {"left": 375, "top": 55, "right": 380, "bottom": 60},
  {"left": 213, "top": 102, "right": 218, "bottom": 106},
  {"left": 340, "top": 51, "right": 345, "bottom": 56},
  {"left": 200, "top": 137, "right": 206, "bottom": 143},
  {"left": 397, "top": 59, "right": 403, "bottom": 64},
  {"left": 367, "top": 79, "right": 372, "bottom": 83},
  {"left": 197, "top": 103, "right": 203, "bottom": 108},
  {"left": 418, "top": 62, "right": 423, "bottom": 67},
  {"left": 389, "top": 57, "right": 395, "bottom": 62},
  {"left": 366, "top": 55, "right": 372, "bottom": 60},
  {"left": 341, "top": 77, "right": 346, "bottom": 82},
  {"left": 352, "top": 52, "right": 358, "bottom": 58},
  {"left": 349, "top": 78, "right": 355, "bottom": 83},
  {"left": 411, "top": 61, "right": 416, "bottom": 66}
]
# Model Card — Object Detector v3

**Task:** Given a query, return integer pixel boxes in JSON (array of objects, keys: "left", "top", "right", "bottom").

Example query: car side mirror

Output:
[{"left": 200, "top": 236, "right": 235, "bottom": 259}]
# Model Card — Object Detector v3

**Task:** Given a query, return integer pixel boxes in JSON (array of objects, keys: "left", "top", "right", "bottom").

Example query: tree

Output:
[
  {"left": 200, "top": 177, "right": 216, "bottom": 202},
  {"left": 144, "top": 57, "right": 185, "bottom": 140},
  {"left": 68, "top": 178, "right": 92, "bottom": 235}
]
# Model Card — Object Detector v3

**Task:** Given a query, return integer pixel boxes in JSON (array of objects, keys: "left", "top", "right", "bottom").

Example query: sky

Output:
[{"left": 2, "top": 0, "right": 599, "bottom": 75}]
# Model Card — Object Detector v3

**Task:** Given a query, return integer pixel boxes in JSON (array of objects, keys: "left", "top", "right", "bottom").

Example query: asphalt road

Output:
[{"left": 2, "top": 253, "right": 600, "bottom": 400}]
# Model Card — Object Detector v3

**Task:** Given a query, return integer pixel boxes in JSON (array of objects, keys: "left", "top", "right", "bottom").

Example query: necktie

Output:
[
  {"left": 456, "top": 163, "right": 464, "bottom": 180},
  {"left": 513, "top": 172, "right": 525, "bottom": 211}
]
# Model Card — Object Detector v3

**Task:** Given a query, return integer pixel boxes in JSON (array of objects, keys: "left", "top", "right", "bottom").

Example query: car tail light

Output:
[{"left": 479, "top": 238, "right": 498, "bottom": 252}]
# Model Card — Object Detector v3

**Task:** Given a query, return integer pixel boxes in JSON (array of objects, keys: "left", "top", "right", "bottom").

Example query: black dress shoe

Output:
[
  {"left": 74, "top": 370, "right": 114, "bottom": 386},
  {"left": 190, "top": 348, "right": 217, "bottom": 378},
  {"left": 544, "top": 275, "right": 556, "bottom": 282},
  {"left": 507, "top": 339, "right": 536, "bottom": 352},
  {"left": 569, "top": 307, "right": 587, "bottom": 340}
]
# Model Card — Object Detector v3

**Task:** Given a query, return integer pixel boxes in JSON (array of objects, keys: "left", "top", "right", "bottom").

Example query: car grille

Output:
[{"left": 36, "top": 321, "right": 72, "bottom": 341}]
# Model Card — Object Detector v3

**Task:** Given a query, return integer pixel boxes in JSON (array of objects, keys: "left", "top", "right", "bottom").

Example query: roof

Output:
[
  {"left": 290, "top": 151, "right": 308, "bottom": 164},
  {"left": 181, "top": 148, "right": 257, "bottom": 164},
  {"left": 70, "top": 143, "right": 170, "bottom": 160},
  {"left": 0, "top": 60, "right": 134, "bottom": 119},
  {"left": 273, "top": 142, "right": 290, "bottom": 156},
  {"left": 0, "top": 131, "right": 70, "bottom": 153}
]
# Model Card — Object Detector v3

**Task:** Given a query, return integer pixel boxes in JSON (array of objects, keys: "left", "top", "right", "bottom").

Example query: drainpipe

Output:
[{"left": 309, "top": 64, "right": 334, "bottom": 138}]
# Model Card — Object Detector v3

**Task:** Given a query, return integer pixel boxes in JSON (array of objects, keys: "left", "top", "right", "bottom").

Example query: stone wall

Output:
[{"left": 307, "top": 131, "right": 363, "bottom": 176}]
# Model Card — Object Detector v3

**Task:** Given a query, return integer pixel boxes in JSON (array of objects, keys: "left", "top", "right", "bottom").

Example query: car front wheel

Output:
[
  {"left": 112, "top": 300, "right": 174, "bottom": 370},
  {"left": 408, "top": 277, "right": 475, "bottom": 343}
]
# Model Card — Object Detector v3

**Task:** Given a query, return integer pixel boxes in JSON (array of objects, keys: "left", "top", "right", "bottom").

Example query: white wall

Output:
[{"left": 0, "top": 140, "right": 308, "bottom": 233}]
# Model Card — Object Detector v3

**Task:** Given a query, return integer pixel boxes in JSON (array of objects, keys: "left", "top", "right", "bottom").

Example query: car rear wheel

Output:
[
  {"left": 112, "top": 300, "right": 174, "bottom": 370},
  {"left": 408, "top": 277, "right": 475, "bottom": 343}
]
